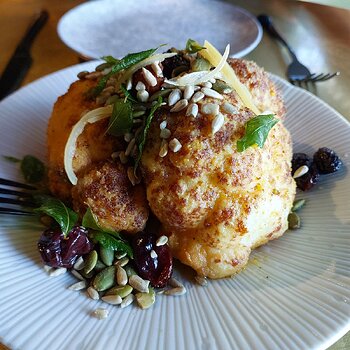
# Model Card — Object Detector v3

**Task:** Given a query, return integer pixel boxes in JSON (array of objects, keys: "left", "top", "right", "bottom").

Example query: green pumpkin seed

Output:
[
  {"left": 135, "top": 287, "right": 155, "bottom": 309},
  {"left": 83, "top": 250, "right": 98, "bottom": 275},
  {"left": 191, "top": 57, "right": 211, "bottom": 72},
  {"left": 94, "top": 260, "right": 106, "bottom": 272},
  {"left": 105, "top": 285, "right": 133, "bottom": 298},
  {"left": 100, "top": 246, "right": 114, "bottom": 266},
  {"left": 80, "top": 269, "right": 95, "bottom": 279},
  {"left": 288, "top": 212, "right": 301, "bottom": 230},
  {"left": 292, "top": 199, "right": 306, "bottom": 212},
  {"left": 212, "top": 80, "right": 232, "bottom": 94},
  {"left": 92, "top": 266, "right": 116, "bottom": 291},
  {"left": 172, "top": 65, "right": 189, "bottom": 77},
  {"left": 124, "top": 265, "right": 137, "bottom": 277},
  {"left": 149, "top": 89, "right": 171, "bottom": 102}
]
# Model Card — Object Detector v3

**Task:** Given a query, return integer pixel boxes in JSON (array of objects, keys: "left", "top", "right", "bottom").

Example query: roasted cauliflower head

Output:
[{"left": 141, "top": 59, "right": 295, "bottom": 278}]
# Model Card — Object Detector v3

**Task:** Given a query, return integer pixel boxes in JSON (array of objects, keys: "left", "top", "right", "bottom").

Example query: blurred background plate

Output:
[{"left": 57, "top": 0, "right": 262, "bottom": 59}]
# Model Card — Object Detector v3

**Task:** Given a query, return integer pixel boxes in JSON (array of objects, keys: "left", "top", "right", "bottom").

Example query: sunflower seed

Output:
[
  {"left": 169, "top": 138, "right": 182, "bottom": 153},
  {"left": 165, "top": 286, "right": 187, "bottom": 296},
  {"left": 92, "top": 266, "right": 116, "bottom": 291},
  {"left": 184, "top": 85, "right": 194, "bottom": 100},
  {"left": 195, "top": 275, "right": 207, "bottom": 286},
  {"left": 77, "top": 71, "right": 89, "bottom": 79},
  {"left": 160, "top": 128, "right": 171, "bottom": 139},
  {"left": 120, "top": 294, "right": 135, "bottom": 308},
  {"left": 124, "top": 133, "right": 133, "bottom": 142},
  {"left": 156, "top": 235, "right": 168, "bottom": 246},
  {"left": 159, "top": 140, "right": 168, "bottom": 158},
  {"left": 292, "top": 199, "right": 306, "bottom": 212},
  {"left": 159, "top": 120, "right": 167, "bottom": 130},
  {"left": 127, "top": 166, "right": 140, "bottom": 185},
  {"left": 95, "top": 62, "right": 110, "bottom": 71},
  {"left": 83, "top": 250, "right": 98, "bottom": 274},
  {"left": 170, "top": 99, "right": 188, "bottom": 112},
  {"left": 117, "top": 266, "right": 128, "bottom": 286},
  {"left": 168, "top": 89, "right": 182, "bottom": 106},
  {"left": 137, "top": 90, "right": 149, "bottom": 102},
  {"left": 92, "top": 308, "right": 109, "bottom": 320},
  {"left": 142, "top": 67, "right": 157, "bottom": 87},
  {"left": 202, "top": 81, "right": 212, "bottom": 88},
  {"left": 150, "top": 250, "right": 158, "bottom": 259},
  {"left": 105, "top": 285, "right": 133, "bottom": 298},
  {"left": 136, "top": 81, "right": 146, "bottom": 91},
  {"left": 191, "top": 91, "right": 205, "bottom": 103},
  {"left": 115, "top": 257, "right": 129, "bottom": 267},
  {"left": 126, "top": 77, "right": 133, "bottom": 90},
  {"left": 49, "top": 267, "right": 67, "bottom": 277},
  {"left": 201, "top": 87, "right": 224, "bottom": 100},
  {"left": 71, "top": 269, "right": 86, "bottom": 281},
  {"left": 212, "top": 113, "right": 225, "bottom": 134},
  {"left": 135, "top": 288, "right": 155, "bottom": 309},
  {"left": 102, "top": 294, "right": 122, "bottom": 305},
  {"left": 43, "top": 265, "right": 53, "bottom": 273},
  {"left": 169, "top": 277, "right": 184, "bottom": 288},
  {"left": 202, "top": 103, "right": 219, "bottom": 115},
  {"left": 102, "top": 86, "right": 115, "bottom": 94},
  {"left": 293, "top": 165, "right": 309, "bottom": 179},
  {"left": 151, "top": 61, "right": 163, "bottom": 77},
  {"left": 68, "top": 281, "right": 87, "bottom": 291},
  {"left": 223, "top": 102, "right": 238, "bottom": 114},
  {"left": 87, "top": 286, "right": 100, "bottom": 300},
  {"left": 115, "top": 251, "right": 127, "bottom": 259},
  {"left": 85, "top": 71, "right": 102, "bottom": 80},
  {"left": 129, "top": 275, "right": 150, "bottom": 293},
  {"left": 209, "top": 78, "right": 216, "bottom": 84},
  {"left": 186, "top": 103, "right": 198, "bottom": 118},
  {"left": 133, "top": 110, "right": 146, "bottom": 118},
  {"left": 100, "top": 246, "right": 114, "bottom": 266},
  {"left": 119, "top": 151, "right": 128, "bottom": 164},
  {"left": 125, "top": 138, "right": 136, "bottom": 157},
  {"left": 111, "top": 151, "right": 121, "bottom": 159}
]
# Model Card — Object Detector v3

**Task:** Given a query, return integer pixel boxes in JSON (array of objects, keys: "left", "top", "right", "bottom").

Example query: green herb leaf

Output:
[
  {"left": 20, "top": 155, "right": 45, "bottom": 183},
  {"left": 237, "top": 114, "right": 279, "bottom": 152},
  {"left": 93, "top": 47, "right": 159, "bottom": 96},
  {"left": 82, "top": 207, "right": 116, "bottom": 235},
  {"left": 101, "top": 55, "right": 120, "bottom": 65},
  {"left": 2, "top": 155, "right": 21, "bottom": 163},
  {"left": 186, "top": 39, "right": 206, "bottom": 54},
  {"left": 34, "top": 195, "right": 78, "bottom": 237},
  {"left": 134, "top": 96, "right": 163, "bottom": 173},
  {"left": 120, "top": 85, "right": 138, "bottom": 103},
  {"left": 92, "top": 231, "right": 133, "bottom": 258},
  {"left": 106, "top": 99, "right": 133, "bottom": 137}
]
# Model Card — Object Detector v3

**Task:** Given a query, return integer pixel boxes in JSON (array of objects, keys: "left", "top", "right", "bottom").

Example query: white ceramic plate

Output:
[
  {"left": 0, "top": 62, "right": 349, "bottom": 350},
  {"left": 57, "top": 0, "right": 262, "bottom": 59}
]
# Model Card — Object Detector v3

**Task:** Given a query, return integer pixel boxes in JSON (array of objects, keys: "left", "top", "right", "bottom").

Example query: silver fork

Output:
[{"left": 257, "top": 14, "right": 339, "bottom": 86}]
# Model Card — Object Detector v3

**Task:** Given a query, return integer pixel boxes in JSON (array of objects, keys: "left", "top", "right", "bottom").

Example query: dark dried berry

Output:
[
  {"left": 162, "top": 52, "right": 190, "bottom": 79},
  {"left": 313, "top": 147, "right": 342, "bottom": 174},
  {"left": 292, "top": 153, "right": 312, "bottom": 174},
  {"left": 295, "top": 163, "right": 320, "bottom": 191},
  {"left": 38, "top": 226, "right": 93, "bottom": 268},
  {"left": 132, "top": 64, "right": 164, "bottom": 94},
  {"left": 132, "top": 231, "right": 172, "bottom": 288}
]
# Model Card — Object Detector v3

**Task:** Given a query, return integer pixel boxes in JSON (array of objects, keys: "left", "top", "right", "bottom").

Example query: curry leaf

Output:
[
  {"left": 34, "top": 195, "right": 78, "bottom": 237},
  {"left": 120, "top": 85, "right": 138, "bottom": 103},
  {"left": 2, "top": 155, "right": 21, "bottom": 163},
  {"left": 134, "top": 96, "right": 163, "bottom": 173},
  {"left": 92, "top": 231, "right": 133, "bottom": 258},
  {"left": 237, "top": 114, "right": 279, "bottom": 152},
  {"left": 101, "top": 55, "right": 120, "bottom": 65},
  {"left": 186, "top": 39, "right": 206, "bottom": 54},
  {"left": 106, "top": 99, "right": 133, "bottom": 137},
  {"left": 82, "top": 207, "right": 116, "bottom": 235}
]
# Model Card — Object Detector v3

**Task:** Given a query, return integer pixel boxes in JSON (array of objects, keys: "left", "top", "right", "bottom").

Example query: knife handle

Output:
[{"left": 17, "top": 10, "right": 49, "bottom": 52}]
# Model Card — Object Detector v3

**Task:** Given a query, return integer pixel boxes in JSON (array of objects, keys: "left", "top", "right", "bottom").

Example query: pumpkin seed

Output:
[
  {"left": 212, "top": 80, "right": 232, "bottom": 94},
  {"left": 100, "top": 246, "right": 114, "bottom": 266},
  {"left": 135, "top": 287, "right": 155, "bottom": 309},
  {"left": 120, "top": 294, "right": 134, "bottom": 308},
  {"left": 87, "top": 286, "right": 100, "bottom": 300},
  {"left": 101, "top": 294, "right": 122, "bottom": 305},
  {"left": 94, "top": 260, "right": 106, "bottom": 272},
  {"left": 80, "top": 269, "right": 95, "bottom": 279},
  {"left": 288, "top": 212, "right": 301, "bottom": 230},
  {"left": 114, "top": 257, "right": 129, "bottom": 267},
  {"left": 93, "top": 266, "right": 116, "bottom": 291},
  {"left": 115, "top": 251, "right": 127, "bottom": 260},
  {"left": 191, "top": 57, "right": 211, "bottom": 72},
  {"left": 124, "top": 265, "right": 137, "bottom": 277},
  {"left": 105, "top": 285, "right": 133, "bottom": 298},
  {"left": 292, "top": 199, "right": 306, "bottom": 212},
  {"left": 83, "top": 250, "right": 98, "bottom": 274}
]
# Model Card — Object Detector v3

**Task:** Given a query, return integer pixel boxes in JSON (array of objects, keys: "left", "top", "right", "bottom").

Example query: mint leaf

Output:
[
  {"left": 134, "top": 96, "right": 163, "bottom": 173},
  {"left": 20, "top": 155, "right": 45, "bottom": 183},
  {"left": 82, "top": 207, "right": 116, "bottom": 235},
  {"left": 2, "top": 155, "right": 21, "bottom": 163},
  {"left": 105, "top": 99, "right": 133, "bottom": 137},
  {"left": 120, "top": 85, "right": 138, "bottom": 103},
  {"left": 34, "top": 195, "right": 78, "bottom": 237},
  {"left": 186, "top": 39, "right": 206, "bottom": 54},
  {"left": 237, "top": 114, "right": 279, "bottom": 152},
  {"left": 92, "top": 231, "right": 133, "bottom": 258}
]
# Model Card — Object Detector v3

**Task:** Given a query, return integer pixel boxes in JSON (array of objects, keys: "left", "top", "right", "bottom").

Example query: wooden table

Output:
[{"left": 0, "top": 0, "right": 349, "bottom": 349}]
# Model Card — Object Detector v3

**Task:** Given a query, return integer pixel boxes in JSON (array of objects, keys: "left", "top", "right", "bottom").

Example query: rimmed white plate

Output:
[
  {"left": 0, "top": 62, "right": 349, "bottom": 350},
  {"left": 57, "top": 0, "right": 262, "bottom": 59}
]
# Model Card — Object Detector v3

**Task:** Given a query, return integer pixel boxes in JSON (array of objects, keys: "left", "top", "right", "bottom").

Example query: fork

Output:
[
  {"left": 0, "top": 178, "right": 36, "bottom": 215},
  {"left": 257, "top": 14, "right": 339, "bottom": 85}
]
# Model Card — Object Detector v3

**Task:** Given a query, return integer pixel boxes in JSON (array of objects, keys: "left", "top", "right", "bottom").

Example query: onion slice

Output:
[
  {"left": 64, "top": 105, "right": 113, "bottom": 185},
  {"left": 164, "top": 45, "right": 230, "bottom": 87},
  {"left": 200, "top": 40, "right": 260, "bottom": 115}
]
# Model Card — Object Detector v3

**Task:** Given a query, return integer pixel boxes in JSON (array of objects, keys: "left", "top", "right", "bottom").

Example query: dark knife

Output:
[{"left": 0, "top": 10, "right": 49, "bottom": 100}]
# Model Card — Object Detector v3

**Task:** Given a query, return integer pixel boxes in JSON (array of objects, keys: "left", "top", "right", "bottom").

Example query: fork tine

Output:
[
  {"left": 0, "top": 178, "right": 36, "bottom": 190},
  {"left": 316, "top": 72, "right": 340, "bottom": 82},
  {"left": 0, "top": 188, "right": 33, "bottom": 197},
  {"left": 309, "top": 73, "right": 324, "bottom": 82},
  {"left": 0, "top": 197, "right": 36, "bottom": 207},
  {"left": 0, "top": 207, "right": 34, "bottom": 215}
]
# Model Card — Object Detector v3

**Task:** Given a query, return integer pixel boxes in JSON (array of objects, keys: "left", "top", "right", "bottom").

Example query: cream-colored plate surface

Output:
[{"left": 0, "top": 62, "right": 349, "bottom": 350}]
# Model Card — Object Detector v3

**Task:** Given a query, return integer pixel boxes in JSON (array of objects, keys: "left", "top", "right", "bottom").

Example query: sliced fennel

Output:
[
  {"left": 199, "top": 40, "right": 260, "bottom": 115},
  {"left": 64, "top": 106, "right": 113, "bottom": 185},
  {"left": 164, "top": 45, "right": 230, "bottom": 87}
]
